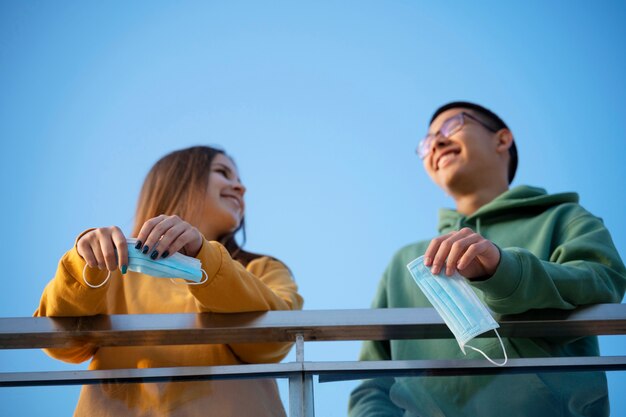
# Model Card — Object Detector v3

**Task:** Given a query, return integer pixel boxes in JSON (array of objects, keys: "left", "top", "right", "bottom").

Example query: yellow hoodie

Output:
[{"left": 35, "top": 238, "right": 303, "bottom": 417}]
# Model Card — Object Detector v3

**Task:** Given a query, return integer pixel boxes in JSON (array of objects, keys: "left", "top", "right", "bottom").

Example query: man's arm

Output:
[
  {"left": 348, "top": 272, "right": 404, "bottom": 417},
  {"left": 424, "top": 210, "right": 626, "bottom": 314},
  {"left": 349, "top": 373, "right": 403, "bottom": 417},
  {"left": 474, "top": 212, "right": 626, "bottom": 314}
]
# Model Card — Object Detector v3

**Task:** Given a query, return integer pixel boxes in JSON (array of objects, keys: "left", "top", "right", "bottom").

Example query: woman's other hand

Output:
[
  {"left": 135, "top": 215, "right": 203, "bottom": 259},
  {"left": 77, "top": 226, "right": 129, "bottom": 273}
]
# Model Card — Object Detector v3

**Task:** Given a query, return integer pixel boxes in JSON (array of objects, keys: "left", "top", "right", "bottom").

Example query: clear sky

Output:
[{"left": 1, "top": 1, "right": 625, "bottom": 416}]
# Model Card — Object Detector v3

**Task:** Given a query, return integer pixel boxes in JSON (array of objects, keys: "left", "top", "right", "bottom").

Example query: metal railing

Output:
[{"left": 1, "top": 304, "right": 626, "bottom": 416}]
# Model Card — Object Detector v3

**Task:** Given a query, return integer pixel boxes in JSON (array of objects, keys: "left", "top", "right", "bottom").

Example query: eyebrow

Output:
[
  {"left": 213, "top": 163, "right": 242, "bottom": 183},
  {"left": 213, "top": 163, "right": 232, "bottom": 173},
  {"left": 428, "top": 113, "right": 460, "bottom": 134}
]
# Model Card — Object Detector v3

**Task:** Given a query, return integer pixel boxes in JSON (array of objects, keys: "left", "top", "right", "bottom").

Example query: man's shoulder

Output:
[
  {"left": 485, "top": 185, "right": 592, "bottom": 223},
  {"left": 536, "top": 197, "right": 596, "bottom": 225}
]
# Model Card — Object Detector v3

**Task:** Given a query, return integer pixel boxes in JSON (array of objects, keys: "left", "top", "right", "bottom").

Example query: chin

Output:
[
  {"left": 434, "top": 170, "right": 456, "bottom": 187},
  {"left": 228, "top": 215, "right": 243, "bottom": 232}
]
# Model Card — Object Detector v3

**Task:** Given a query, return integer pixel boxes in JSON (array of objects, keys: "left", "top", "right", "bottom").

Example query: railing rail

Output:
[
  {"left": 2, "top": 304, "right": 625, "bottom": 349},
  {"left": 1, "top": 304, "right": 625, "bottom": 417},
  {"left": 4, "top": 356, "right": 626, "bottom": 387}
]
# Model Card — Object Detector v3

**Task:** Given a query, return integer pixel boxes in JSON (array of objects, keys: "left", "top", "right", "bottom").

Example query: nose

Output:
[
  {"left": 431, "top": 133, "right": 451, "bottom": 154},
  {"left": 233, "top": 180, "right": 246, "bottom": 196}
]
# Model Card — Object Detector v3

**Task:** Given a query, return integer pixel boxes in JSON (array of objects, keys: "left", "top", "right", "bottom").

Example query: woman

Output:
[{"left": 35, "top": 146, "right": 303, "bottom": 417}]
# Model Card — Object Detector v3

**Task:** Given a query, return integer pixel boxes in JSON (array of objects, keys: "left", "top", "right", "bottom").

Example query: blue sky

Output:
[{"left": 1, "top": 1, "right": 625, "bottom": 416}]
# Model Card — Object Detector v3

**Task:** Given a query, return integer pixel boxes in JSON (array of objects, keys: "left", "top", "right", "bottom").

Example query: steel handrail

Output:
[
  {"left": 2, "top": 304, "right": 625, "bottom": 417},
  {"left": 1, "top": 304, "right": 625, "bottom": 349}
]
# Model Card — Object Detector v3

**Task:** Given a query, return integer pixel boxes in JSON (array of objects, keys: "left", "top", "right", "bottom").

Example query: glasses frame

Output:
[{"left": 417, "top": 112, "right": 498, "bottom": 159}]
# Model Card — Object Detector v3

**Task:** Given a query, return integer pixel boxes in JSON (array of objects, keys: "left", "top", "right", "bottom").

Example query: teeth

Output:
[{"left": 438, "top": 153, "right": 456, "bottom": 168}]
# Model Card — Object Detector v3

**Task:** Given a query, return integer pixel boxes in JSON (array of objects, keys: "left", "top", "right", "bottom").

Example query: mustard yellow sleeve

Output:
[
  {"left": 34, "top": 247, "right": 112, "bottom": 364},
  {"left": 189, "top": 240, "right": 304, "bottom": 363}
]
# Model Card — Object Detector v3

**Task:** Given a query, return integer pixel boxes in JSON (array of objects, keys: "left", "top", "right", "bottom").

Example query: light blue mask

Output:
[
  {"left": 82, "top": 238, "right": 207, "bottom": 288},
  {"left": 407, "top": 256, "right": 507, "bottom": 366},
  {"left": 126, "top": 238, "right": 205, "bottom": 282}
]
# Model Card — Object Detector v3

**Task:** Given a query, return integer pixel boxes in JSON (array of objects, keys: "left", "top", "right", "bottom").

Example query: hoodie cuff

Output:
[
  {"left": 471, "top": 248, "right": 522, "bottom": 301},
  {"left": 193, "top": 239, "right": 224, "bottom": 286},
  {"left": 74, "top": 228, "right": 96, "bottom": 249},
  {"left": 63, "top": 246, "right": 111, "bottom": 288}
]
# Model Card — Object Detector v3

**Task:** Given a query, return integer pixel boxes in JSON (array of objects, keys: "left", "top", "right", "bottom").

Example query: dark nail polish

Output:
[
  {"left": 142, "top": 245, "right": 149, "bottom": 254},
  {"left": 150, "top": 250, "right": 159, "bottom": 260},
  {"left": 135, "top": 240, "right": 142, "bottom": 250},
  {"left": 121, "top": 265, "right": 128, "bottom": 274},
  {"left": 161, "top": 251, "right": 169, "bottom": 259}
]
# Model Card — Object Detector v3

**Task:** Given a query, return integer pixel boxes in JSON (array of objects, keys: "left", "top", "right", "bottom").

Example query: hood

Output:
[{"left": 438, "top": 185, "right": 579, "bottom": 234}]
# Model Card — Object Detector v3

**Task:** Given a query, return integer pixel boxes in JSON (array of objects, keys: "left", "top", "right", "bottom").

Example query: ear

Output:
[{"left": 495, "top": 129, "right": 514, "bottom": 155}]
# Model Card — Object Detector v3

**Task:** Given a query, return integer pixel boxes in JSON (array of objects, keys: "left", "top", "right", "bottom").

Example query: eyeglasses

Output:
[{"left": 417, "top": 112, "right": 498, "bottom": 159}]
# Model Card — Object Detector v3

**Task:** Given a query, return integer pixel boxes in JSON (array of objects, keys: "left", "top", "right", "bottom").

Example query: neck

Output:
[
  {"left": 452, "top": 183, "right": 509, "bottom": 216},
  {"left": 200, "top": 225, "right": 219, "bottom": 242}
]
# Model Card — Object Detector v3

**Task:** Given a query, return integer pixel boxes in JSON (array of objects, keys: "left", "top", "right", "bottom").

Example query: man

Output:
[{"left": 348, "top": 102, "right": 626, "bottom": 416}]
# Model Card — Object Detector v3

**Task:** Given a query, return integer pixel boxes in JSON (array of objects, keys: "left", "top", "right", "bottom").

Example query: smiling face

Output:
[
  {"left": 195, "top": 153, "right": 246, "bottom": 241},
  {"left": 423, "top": 108, "right": 511, "bottom": 196}
]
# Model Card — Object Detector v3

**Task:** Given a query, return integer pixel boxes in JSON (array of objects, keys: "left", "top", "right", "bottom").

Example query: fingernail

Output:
[
  {"left": 121, "top": 265, "right": 127, "bottom": 274},
  {"left": 142, "top": 245, "right": 149, "bottom": 254},
  {"left": 135, "top": 240, "right": 143, "bottom": 250},
  {"left": 424, "top": 256, "right": 432, "bottom": 266},
  {"left": 161, "top": 250, "right": 169, "bottom": 259},
  {"left": 150, "top": 250, "right": 159, "bottom": 260}
]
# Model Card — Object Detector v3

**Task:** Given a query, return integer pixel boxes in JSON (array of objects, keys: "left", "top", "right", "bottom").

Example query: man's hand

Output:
[{"left": 423, "top": 227, "right": 500, "bottom": 280}]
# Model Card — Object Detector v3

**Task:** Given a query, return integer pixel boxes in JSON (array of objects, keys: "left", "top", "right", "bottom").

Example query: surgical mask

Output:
[
  {"left": 126, "top": 238, "right": 205, "bottom": 282},
  {"left": 407, "top": 256, "right": 507, "bottom": 366},
  {"left": 82, "top": 238, "right": 207, "bottom": 288}
]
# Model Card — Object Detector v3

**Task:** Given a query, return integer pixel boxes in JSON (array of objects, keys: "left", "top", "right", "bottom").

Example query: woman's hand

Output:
[
  {"left": 77, "top": 226, "right": 128, "bottom": 273},
  {"left": 423, "top": 227, "right": 500, "bottom": 280},
  {"left": 135, "top": 215, "right": 203, "bottom": 259}
]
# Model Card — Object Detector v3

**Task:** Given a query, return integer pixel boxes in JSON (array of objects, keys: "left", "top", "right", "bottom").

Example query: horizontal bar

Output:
[
  {"left": 0, "top": 362, "right": 302, "bottom": 387},
  {"left": 2, "top": 356, "right": 626, "bottom": 387},
  {"left": 1, "top": 304, "right": 625, "bottom": 349},
  {"left": 315, "top": 356, "right": 626, "bottom": 382}
]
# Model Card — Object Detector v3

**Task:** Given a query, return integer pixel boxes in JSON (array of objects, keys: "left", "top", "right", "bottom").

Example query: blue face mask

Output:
[
  {"left": 126, "top": 238, "right": 205, "bottom": 282},
  {"left": 407, "top": 256, "right": 507, "bottom": 366},
  {"left": 82, "top": 238, "right": 207, "bottom": 288}
]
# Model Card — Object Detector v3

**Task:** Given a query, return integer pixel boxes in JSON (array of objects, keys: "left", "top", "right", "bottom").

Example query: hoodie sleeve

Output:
[
  {"left": 348, "top": 270, "right": 404, "bottom": 417},
  {"left": 34, "top": 247, "right": 112, "bottom": 363},
  {"left": 188, "top": 239, "right": 304, "bottom": 363},
  {"left": 472, "top": 211, "right": 626, "bottom": 314}
]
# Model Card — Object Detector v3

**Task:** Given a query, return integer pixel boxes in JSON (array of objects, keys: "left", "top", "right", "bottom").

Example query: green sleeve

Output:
[
  {"left": 348, "top": 270, "right": 403, "bottom": 417},
  {"left": 473, "top": 213, "right": 626, "bottom": 314},
  {"left": 349, "top": 377, "right": 403, "bottom": 417}
]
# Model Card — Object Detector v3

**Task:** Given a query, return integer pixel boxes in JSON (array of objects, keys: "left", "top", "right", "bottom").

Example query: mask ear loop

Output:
[
  {"left": 82, "top": 264, "right": 111, "bottom": 289},
  {"left": 169, "top": 269, "right": 208, "bottom": 286},
  {"left": 464, "top": 329, "right": 508, "bottom": 367}
]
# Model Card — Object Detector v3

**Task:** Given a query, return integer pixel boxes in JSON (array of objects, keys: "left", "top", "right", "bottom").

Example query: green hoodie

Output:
[{"left": 349, "top": 186, "right": 626, "bottom": 417}]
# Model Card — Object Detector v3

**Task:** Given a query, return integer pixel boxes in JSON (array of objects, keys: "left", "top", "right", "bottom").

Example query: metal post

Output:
[
  {"left": 289, "top": 333, "right": 315, "bottom": 417},
  {"left": 289, "top": 372, "right": 304, "bottom": 417},
  {"left": 303, "top": 373, "right": 315, "bottom": 417},
  {"left": 295, "top": 333, "right": 305, "bottom": 363}
]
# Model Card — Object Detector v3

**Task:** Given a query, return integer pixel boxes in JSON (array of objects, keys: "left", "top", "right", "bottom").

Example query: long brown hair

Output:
[{"left": 133, "top": 146, "right": 261, "bottom": 266}]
